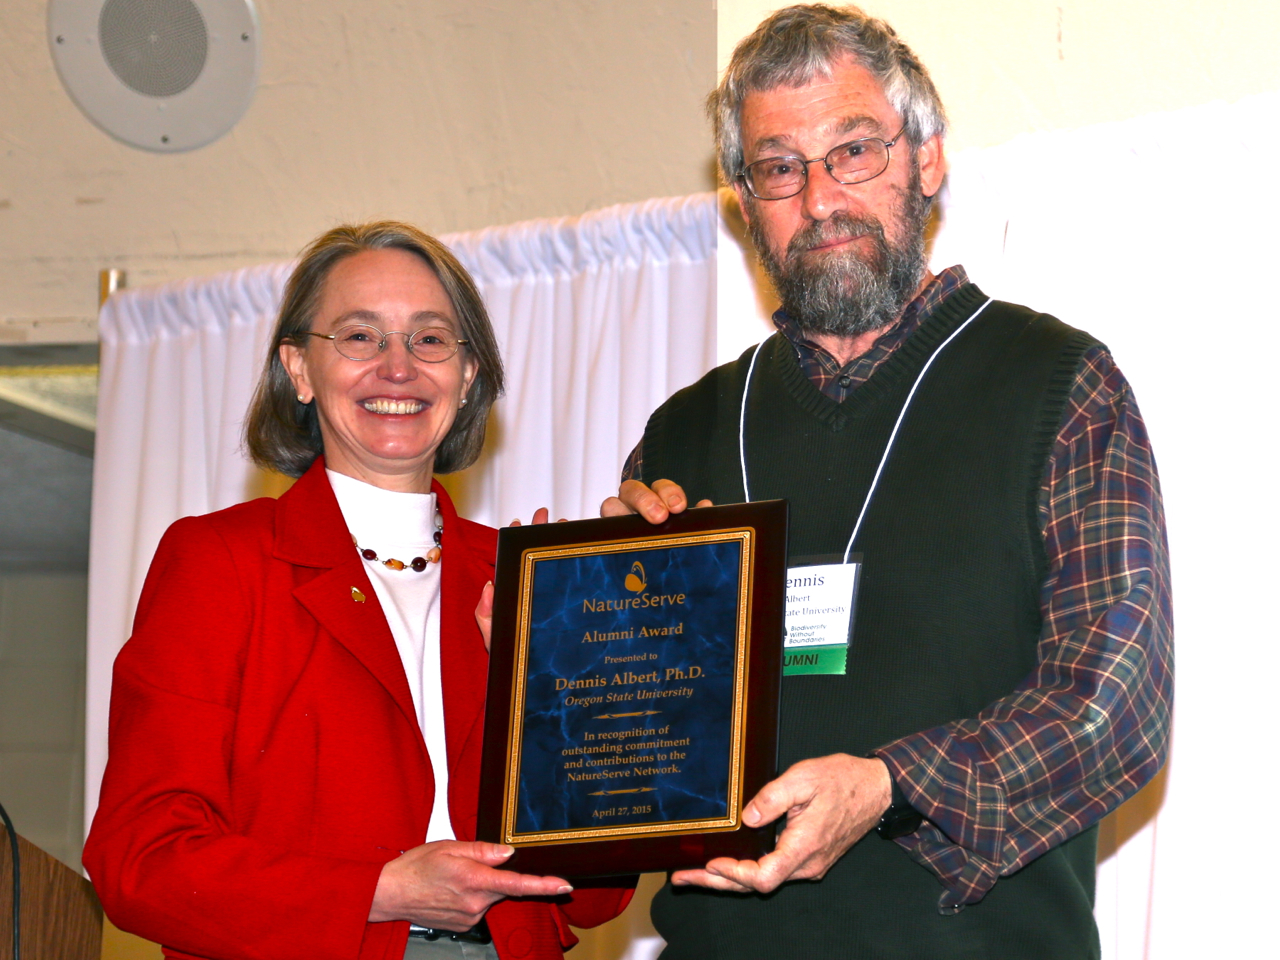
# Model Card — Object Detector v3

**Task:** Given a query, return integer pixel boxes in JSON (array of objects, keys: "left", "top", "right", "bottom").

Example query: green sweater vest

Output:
[{"left": 640, "top": 284, "right": 1103, "bottom": 959}]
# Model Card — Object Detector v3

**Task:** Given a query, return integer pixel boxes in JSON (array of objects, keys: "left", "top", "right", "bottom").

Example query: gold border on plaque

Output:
[{"left": 502, "top": 529, "right": 755, "bottom": 847}]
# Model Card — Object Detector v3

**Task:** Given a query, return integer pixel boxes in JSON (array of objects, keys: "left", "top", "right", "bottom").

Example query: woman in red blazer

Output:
[{"left": 83, "top": 222, "right": 629, "bottom": 960}]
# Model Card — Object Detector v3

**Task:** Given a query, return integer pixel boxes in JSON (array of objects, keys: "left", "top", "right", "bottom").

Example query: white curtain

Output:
[
  {"left": 719, "top": 92, "right": 1280, "bottom": 958},
  {"left": 437, "top": 195, "right": 717, "bottom": 527},
  {"left": 85, "top": 194, "right": 718, "bottom": 858}
]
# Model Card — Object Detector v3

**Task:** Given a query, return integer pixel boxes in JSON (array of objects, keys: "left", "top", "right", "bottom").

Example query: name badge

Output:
[{"left": 782, "top": 560, "right": 860, "bottom": 676}]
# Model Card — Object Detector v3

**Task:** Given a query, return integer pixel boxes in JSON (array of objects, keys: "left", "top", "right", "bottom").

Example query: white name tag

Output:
[{"left": 783, "top": 562, "right": 860, "bottom": 676}]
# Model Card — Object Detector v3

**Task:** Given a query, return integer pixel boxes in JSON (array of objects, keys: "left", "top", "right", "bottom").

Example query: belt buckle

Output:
[{"left": 408, "top": 918, "right": 492, "bottom": 945}]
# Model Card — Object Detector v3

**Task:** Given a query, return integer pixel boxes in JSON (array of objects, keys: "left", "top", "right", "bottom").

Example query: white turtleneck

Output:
[{"left": 327, "top": 469, "right": 454, "bottom": 842}]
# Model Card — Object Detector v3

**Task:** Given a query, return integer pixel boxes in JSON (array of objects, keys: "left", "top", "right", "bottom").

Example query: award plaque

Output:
[{"left": 477, "top": 500, "right": 788, "bottom": 877}]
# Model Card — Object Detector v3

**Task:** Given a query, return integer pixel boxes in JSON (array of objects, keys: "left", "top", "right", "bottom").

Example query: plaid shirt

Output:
[{"left": 622, "top": 266, "right": 1173, "bottom": 909}]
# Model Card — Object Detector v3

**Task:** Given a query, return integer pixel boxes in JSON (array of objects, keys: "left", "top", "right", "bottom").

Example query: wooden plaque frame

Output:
[{"left": 477, "top": 501, "right": 787, "bottom": 877}]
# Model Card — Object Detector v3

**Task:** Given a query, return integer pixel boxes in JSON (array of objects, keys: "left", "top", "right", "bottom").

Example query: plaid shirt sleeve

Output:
[
  {"left": 621, "top": 439, "right": 644, "bottom": 484},
  {"left": 875, "top": 344, "right": 1174, "bottom": 911}
]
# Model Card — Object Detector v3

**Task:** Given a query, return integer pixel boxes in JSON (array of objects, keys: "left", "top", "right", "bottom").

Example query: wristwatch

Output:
[{"left": 873, "top": 767, "right": 924, "bottom": 840}]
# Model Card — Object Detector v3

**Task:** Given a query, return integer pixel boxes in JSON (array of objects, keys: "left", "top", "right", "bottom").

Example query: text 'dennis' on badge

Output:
[{"left": 783, "top": 561, "right": 860, "bottom": 676}]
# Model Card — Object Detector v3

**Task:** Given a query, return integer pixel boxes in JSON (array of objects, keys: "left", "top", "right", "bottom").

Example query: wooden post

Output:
[
  {"left": 0, "top": 833, "right": 102, "bottom": 960},
  {"left": 98, "top": 269, "right": 125, "bottom": 307}
]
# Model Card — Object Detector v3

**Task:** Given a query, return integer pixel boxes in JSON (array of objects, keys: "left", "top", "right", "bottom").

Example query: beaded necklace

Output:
[{"left": 351, "top": 513, "right": 443, "bottom": 572}]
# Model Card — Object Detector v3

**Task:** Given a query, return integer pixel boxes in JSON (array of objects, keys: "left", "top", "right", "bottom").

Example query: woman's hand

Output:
[
  {"left": 369, "top": 841, "right": 572, "bottom": 931},
  {"left": 508, "top": 507, "right": 551, "bottom": 528},
  {"left": 474, "top": 507, "right": 555, "bottom": 652},
  {"left": 476, "top": 581, "right": 495, "bottom": 653}
]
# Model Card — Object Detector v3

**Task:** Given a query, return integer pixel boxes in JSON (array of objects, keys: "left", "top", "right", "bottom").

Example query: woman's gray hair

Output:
[
  {"left": 710, "top": 4, "right": 948, "bottom": 184},
  {"left": 244, "top": 221, "right": 505, "bottom": 478}
]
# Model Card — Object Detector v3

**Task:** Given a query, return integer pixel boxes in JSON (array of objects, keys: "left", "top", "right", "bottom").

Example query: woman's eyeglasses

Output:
[{"left": 297, "top": 324, "right": 468, "bottom": 363}]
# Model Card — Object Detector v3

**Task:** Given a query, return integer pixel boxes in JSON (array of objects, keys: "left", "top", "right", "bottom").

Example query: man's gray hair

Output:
[{"left": 710, "top": 4, "right": 948, "bottom": 184}]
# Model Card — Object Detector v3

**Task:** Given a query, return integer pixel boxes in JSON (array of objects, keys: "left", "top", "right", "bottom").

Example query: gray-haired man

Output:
[{"left": 603, "top": 5, "right": 1172, "bottom": 957}]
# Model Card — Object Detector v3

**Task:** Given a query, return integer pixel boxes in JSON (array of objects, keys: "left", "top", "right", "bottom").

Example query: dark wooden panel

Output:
[{"left": 0, "top": 834, "right": 102, "bottom": 960}]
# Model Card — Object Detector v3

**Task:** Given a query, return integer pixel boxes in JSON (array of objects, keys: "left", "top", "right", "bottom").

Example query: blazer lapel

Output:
[
  {"left": 291, "top": 562, "right": 424, "bottom": 739},
  {"left": 434, "top": 481, "right": 491, "bottom": 779},
  {"left": 276, "top": 460, "right": 424, "bottom": 742}
]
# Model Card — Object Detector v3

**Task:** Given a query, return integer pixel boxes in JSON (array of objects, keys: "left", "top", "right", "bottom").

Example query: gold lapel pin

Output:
[{"left": 351, "top": 586, "right": 366, "bottom": 603}]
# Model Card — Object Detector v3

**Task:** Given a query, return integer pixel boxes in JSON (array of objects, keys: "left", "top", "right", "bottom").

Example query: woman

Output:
[{"left": 84, "top": 222, "right": 629, "bottom": 960}]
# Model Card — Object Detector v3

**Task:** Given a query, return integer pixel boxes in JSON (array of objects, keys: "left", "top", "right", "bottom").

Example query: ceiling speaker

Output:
[{"left": 48, "top": 0, "right": 260, "bottom": 153}]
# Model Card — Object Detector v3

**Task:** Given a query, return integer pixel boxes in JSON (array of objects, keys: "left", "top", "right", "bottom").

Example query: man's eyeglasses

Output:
[
  {"left": 296, "top": 324, "right": 469, "bottom": 363},
  {"left": 738, "top": 128, "right": 905, "bottom": 201}
]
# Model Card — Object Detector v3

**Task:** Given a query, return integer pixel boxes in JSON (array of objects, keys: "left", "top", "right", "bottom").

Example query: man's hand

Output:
[
  {"left": 369, "top": 840, "right": 572, "bottom": 930},
  {"left": 671, "top": 755, "right": 893, "bottom": 894},
  {"left": 600, "top": 479, "right": 712, "bottom": 522}
]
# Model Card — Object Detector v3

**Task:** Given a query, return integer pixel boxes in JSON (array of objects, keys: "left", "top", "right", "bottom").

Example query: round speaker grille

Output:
[
  {"left": 49, "top": 0, "right": 259, "bottom": 152},
  {"left": 99, "top": 0, "right": 208, "bottom": 98}
]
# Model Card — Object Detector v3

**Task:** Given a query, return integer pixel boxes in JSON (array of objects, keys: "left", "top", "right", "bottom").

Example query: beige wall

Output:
[
  {"left": 2, "top": 4, "right": 713, "bottom": 958},
  {"left": 0, "top": 0, "right": 715, "bottom": 324},
  {"left": 719, "top": 0, "right": 1280, "bottom": 153},
  {"left": 0, "top": 573, "right": 87, "bottom": 871}
]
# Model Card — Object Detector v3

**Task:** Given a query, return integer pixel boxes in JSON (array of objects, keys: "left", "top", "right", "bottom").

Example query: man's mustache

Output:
[{"left": 785, "top": 213, "right": 887, "bottom": 260}]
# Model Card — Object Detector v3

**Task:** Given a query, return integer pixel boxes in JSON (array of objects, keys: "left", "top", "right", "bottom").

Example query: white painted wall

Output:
[
  {"left": 0, "top": 0, "right": 716, "bottom": 324},
  {"left": 717, "top": 3, "right": 1280, "bottom": 959},
  {"left": 719, "top": 0, "right": 1280, "bottom": 152}
]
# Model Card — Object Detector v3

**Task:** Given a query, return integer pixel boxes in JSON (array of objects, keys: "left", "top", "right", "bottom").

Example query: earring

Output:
[
  {"left": 460, "top": 397, "right": 468, "bottom": 407},
  {"left": 297, "top": 394, "right": 308, "bottom": 403}
]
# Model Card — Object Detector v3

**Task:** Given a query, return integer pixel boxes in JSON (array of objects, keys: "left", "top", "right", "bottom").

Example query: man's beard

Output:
[{"left": 748, "top": 171, "right": 930, "bottom": 339}]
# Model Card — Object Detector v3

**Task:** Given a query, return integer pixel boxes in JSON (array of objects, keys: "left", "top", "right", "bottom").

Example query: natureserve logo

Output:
[
  {"left": 624, "top": 561, "right": 647, "bottom": 593},
  {"left": 582, "top": 559, "right": 686, "bottom": 612}
]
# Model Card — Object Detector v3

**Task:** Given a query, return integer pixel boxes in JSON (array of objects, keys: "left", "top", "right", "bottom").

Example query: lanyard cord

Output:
[
  {"left": 738, "top": 340, "right": 766, "bottom": 504},
  {"left": 739, "top": 297, "right": 994, "bottom": 564}
]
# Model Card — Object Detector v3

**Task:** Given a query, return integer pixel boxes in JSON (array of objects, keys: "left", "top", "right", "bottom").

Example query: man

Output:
[{"left": 602, "top": 5, "right": 1171, "bottom": 958}]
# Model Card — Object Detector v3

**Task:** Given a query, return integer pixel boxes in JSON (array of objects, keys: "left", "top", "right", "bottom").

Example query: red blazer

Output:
[{"left": 84, "top": 460, "right": 630, "bottom": 960}]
